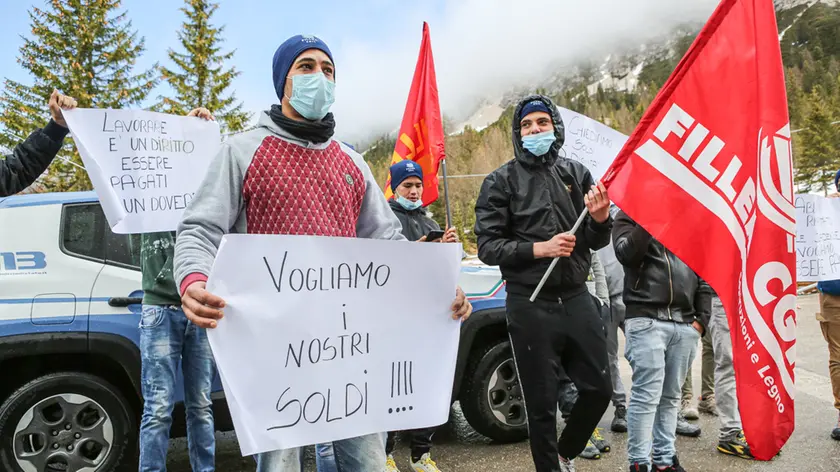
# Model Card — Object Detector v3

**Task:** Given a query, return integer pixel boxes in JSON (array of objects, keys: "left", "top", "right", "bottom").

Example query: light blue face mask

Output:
[
  {"left": 396, "top": 195, "right": 423, "bottom": 211},
  {"left": 522, "top": 130, "right": 556, "bottom": 156},
  {"left": 286, "top": 72, "right": 336, "bottom": 121}
]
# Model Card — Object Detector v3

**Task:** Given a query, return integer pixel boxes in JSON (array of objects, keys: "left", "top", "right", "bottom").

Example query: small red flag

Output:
[
  {"left": 601, "top": 0, "right": 794, "bottom": 460},
  {"left": 383, "top": 22, "right": 446, "bottom": 206}
]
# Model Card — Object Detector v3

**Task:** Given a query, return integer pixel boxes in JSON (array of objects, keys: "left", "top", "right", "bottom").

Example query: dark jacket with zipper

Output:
[
  {"left": 474, "top": 95, "right": 613, "bottom": 301},
  {"left": 0, "top": 120, "right": 68, "bottom": 197},
  {"left": 612, "top": 210, "right": 711, "bottom": 333},
  {"left": 389, "top": 199, "right": 440, "bottom": 242}
]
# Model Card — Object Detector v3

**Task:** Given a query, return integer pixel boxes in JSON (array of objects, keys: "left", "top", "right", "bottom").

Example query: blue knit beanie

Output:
[
  {"left": 272, "top": 35, "right": 334, "bottom": 101},
  {"left": 519, "top": 100, "right": 552, "bottom": 122},
  {"left": 390, "top": 160, "right": 424, "bottom": 192}
]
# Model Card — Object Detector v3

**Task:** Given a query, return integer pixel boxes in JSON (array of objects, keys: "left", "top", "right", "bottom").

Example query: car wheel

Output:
[
  {"left": 0, "top": 372, "right": 134, "bottom": 472},
  {"left": 460, "top": 341, "right": 528, "bottom": 443}
]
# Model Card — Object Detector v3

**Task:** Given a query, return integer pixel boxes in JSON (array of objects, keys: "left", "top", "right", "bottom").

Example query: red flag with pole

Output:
[
  {"left": 383, "top": 22, "right": 446, "bottom": 207},
  {"left": 601, "top": 0, "right": 794, "bottom": 460}
]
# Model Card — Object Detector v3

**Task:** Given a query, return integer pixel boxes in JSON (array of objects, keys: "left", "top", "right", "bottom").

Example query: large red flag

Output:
[
  {"left": 383, "top": 22, "right": 446, "bottom": 206},
  {"left": 601, "top": 0, "right": 794, "bottom": 460}
]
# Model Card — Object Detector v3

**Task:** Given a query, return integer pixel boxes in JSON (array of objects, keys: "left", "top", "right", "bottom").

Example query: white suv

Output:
[{"left": 0, "top": 191, "right": 524, "bottom": 472}]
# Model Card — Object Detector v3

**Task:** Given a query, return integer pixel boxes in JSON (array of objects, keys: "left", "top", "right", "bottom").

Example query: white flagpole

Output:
[{"left": 529, "top": 209, "right": 589, "bottom": 302}]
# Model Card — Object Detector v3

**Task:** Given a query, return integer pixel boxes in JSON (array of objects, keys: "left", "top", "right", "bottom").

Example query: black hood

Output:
[{"left": 511, "top": 94, "right": 566, "bottom": 167}]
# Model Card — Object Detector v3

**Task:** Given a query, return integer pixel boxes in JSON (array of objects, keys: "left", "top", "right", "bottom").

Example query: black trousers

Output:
[
  {"left": 506, "top": 290, "right": 612, "bottom": 472},
  {"left": 558, "top": 300, "right": 612, "bottom": 419},
  {"left": 385, "top": 427, "right": 435, "bottom": 458}
]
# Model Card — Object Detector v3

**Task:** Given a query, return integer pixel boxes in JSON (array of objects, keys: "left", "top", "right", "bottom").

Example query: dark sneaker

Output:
[
  {"left": 676, "top": 413, "right": 701, "bottom": 437},
  {"left": 629, "top": 464, "right": 649, "bottom": 472},
  {"left": 832, "top": 413, "right": 840, "bottom": 440},
  {"left": 578, "top": 440, "right": 601, "bottom": 460},
  {"left": 612, "top": 405, "right": 628, "bottom": 433},
  {"left": 718, "top": 431, "right": 754, "bottom": 459},
  {"left": 698, "top": 395, "right": 719, "bottom": 416},
  {"left": 657, "top": 455, "right": 687, "bottom": 472},
  {"left": 590, "top": 428, "right": 610, "bottom": 453}
]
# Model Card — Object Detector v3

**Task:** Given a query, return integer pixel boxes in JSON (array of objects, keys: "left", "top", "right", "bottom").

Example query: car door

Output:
[{"left": 86, "top": 204, "right": 224, "bottom": 402}]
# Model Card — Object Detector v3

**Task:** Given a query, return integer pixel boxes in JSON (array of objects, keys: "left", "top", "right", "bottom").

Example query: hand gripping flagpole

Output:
[{"left": 529, "top": 208, "right": 589, "bottom": 302}]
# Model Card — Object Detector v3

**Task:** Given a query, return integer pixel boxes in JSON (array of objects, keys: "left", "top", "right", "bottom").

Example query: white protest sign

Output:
[
  {"left": 205, "top": 234, "right": 463, "bottom": 455},
  {"left": 558, "top": 106, "right": 629, "bottom": 182},
  {"left": 63, "top": 108, "right": 220, "bottom": 234},
  {"left": 795, "top": 194, "right": 840, "bottom": 282}
]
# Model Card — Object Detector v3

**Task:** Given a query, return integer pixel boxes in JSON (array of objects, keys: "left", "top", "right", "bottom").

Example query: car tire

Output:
[
  {"left": 0, "top": 372, "right": 135, "bottom": 472},
  {"left": 460, "top": 341, "right": 528, "bottom": 443}
]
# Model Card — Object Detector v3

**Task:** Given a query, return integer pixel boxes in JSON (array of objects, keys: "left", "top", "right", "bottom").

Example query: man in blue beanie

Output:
[
  {"left": 385, "top": 159, "right": 455, "bottom": 472},
  {"left": 173, "top": 34, "right": 473, "bottom": 472},
  {"left": 387, "top": 160, "right": 457, "bottom": 243},
  {"left": 474, "top": 95, "right": 613, "bottom": 472}
]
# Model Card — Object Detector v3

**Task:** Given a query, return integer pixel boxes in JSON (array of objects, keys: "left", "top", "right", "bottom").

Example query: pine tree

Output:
[
  {"left": 156, "top": 0, "right": 250, "bottom": 133},
  {"left": 0, "top": 0, "right": 157, "bottom": 191},
  {"left": 795, "top": 88, "right": 840, "bottom": 194}
]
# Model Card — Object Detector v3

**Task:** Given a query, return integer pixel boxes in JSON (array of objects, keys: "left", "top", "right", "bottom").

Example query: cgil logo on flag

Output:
[{"left": 633, "top": 102, "right": 796, "bottom": 414}]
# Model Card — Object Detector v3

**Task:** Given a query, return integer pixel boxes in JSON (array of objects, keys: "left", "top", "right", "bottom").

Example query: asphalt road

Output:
[{"left": 167, "top": 294, "right": 840, "bottom": 471}]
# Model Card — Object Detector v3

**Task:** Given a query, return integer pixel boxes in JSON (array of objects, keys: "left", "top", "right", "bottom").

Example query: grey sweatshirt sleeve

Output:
[
  {"left": 174, "top": 141, "right": 246, "bottom": 291},
  {"left": 341, "top": 143, "right": 406, "bottom": 242}
]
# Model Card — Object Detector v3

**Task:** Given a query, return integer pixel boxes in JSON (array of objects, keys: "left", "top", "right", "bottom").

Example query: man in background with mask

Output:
[
  {"left": 474, "top": 95, "right": 613, "bottom": 472},
  {"left": 387, "top": 160, "right": 457, "bottom": 244},
  {"left": 384, "top": 159, "right": 455, "bottom": 472},
  {"left": 173, "top": 34, "right": 473, "bottom": 472}
]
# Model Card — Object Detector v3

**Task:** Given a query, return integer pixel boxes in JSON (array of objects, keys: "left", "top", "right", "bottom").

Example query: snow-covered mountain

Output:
[
  {"left": 450, "top": 28, "right": 694, "bottom": 134},
  {"left": 450, "top": 0, "right": 835, "bottom": 136}
]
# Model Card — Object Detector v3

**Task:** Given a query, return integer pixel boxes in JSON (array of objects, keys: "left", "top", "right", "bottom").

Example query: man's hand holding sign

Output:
[{"left": 181, "top": 276, "right": 472, "bottom": 329}]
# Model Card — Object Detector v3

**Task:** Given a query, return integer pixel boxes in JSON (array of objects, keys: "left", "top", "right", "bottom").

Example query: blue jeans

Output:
[
  {"left": 624, "top": 317, "right": 700, "bottom": 469},
  {"left": 139, "top": 305, "right": 216, "bottom": 472},
  {"left": 257, "top": 434, "right": 385, "bottom": 472},
  {"left": 315, "top": 443, "right": 337, "bottom": 472}
]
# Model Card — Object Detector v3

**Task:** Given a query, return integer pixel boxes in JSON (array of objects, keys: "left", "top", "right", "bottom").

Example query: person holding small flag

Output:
[
  {"left": 386, "top": 160, "right": 457, "bottom": 245},
  {"left": 379, "top": 159, "right": 455, "bottom": 472}
]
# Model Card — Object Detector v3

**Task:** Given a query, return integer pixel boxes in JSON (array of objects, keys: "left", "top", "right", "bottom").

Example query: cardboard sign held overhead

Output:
[{"left": 63, "top": 108, "right": 220, "bottom": 234}]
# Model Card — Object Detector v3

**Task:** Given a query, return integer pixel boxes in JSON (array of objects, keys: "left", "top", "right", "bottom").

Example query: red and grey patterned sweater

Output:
[{"left": 174, "top": 113, "right": 405, "bottom": 294}]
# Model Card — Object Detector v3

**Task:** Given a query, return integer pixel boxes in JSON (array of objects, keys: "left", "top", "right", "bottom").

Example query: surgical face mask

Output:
[
  {"left": 522, "top": 130, "right": 556, "bottom": 156},
  {"left": 396, "top": 195, "right": 423, "bottom": 211},
  {"left": 285, "top": 72, "right": 335, "bottom": 121}
]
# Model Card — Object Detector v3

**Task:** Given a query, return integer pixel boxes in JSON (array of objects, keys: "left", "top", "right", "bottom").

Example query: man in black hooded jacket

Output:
[{"left": 474, "top": 95, "right": 613, "bottom": 472}]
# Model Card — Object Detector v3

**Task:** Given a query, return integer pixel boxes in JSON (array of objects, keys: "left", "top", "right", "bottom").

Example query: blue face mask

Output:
[
  {"left": 286, "top": 72, "right": 335, "bottom": 121},
  {"left": 522, "top": 130, "right": 556, "bottom": 156},
  {"left": 396, "top": 195, "right": 423, "bottom": 211}
]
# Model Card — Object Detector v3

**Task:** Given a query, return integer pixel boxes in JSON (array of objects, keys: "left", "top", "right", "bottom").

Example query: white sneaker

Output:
[
  {"left": 385, "top": 454, "right": 401, "bottom": 472},
  {"left": 559, "top": 457, "right": 576, "bottom": 472},
  {"left": 410, "top": 453, "right": 442, "bottom": 472}
]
